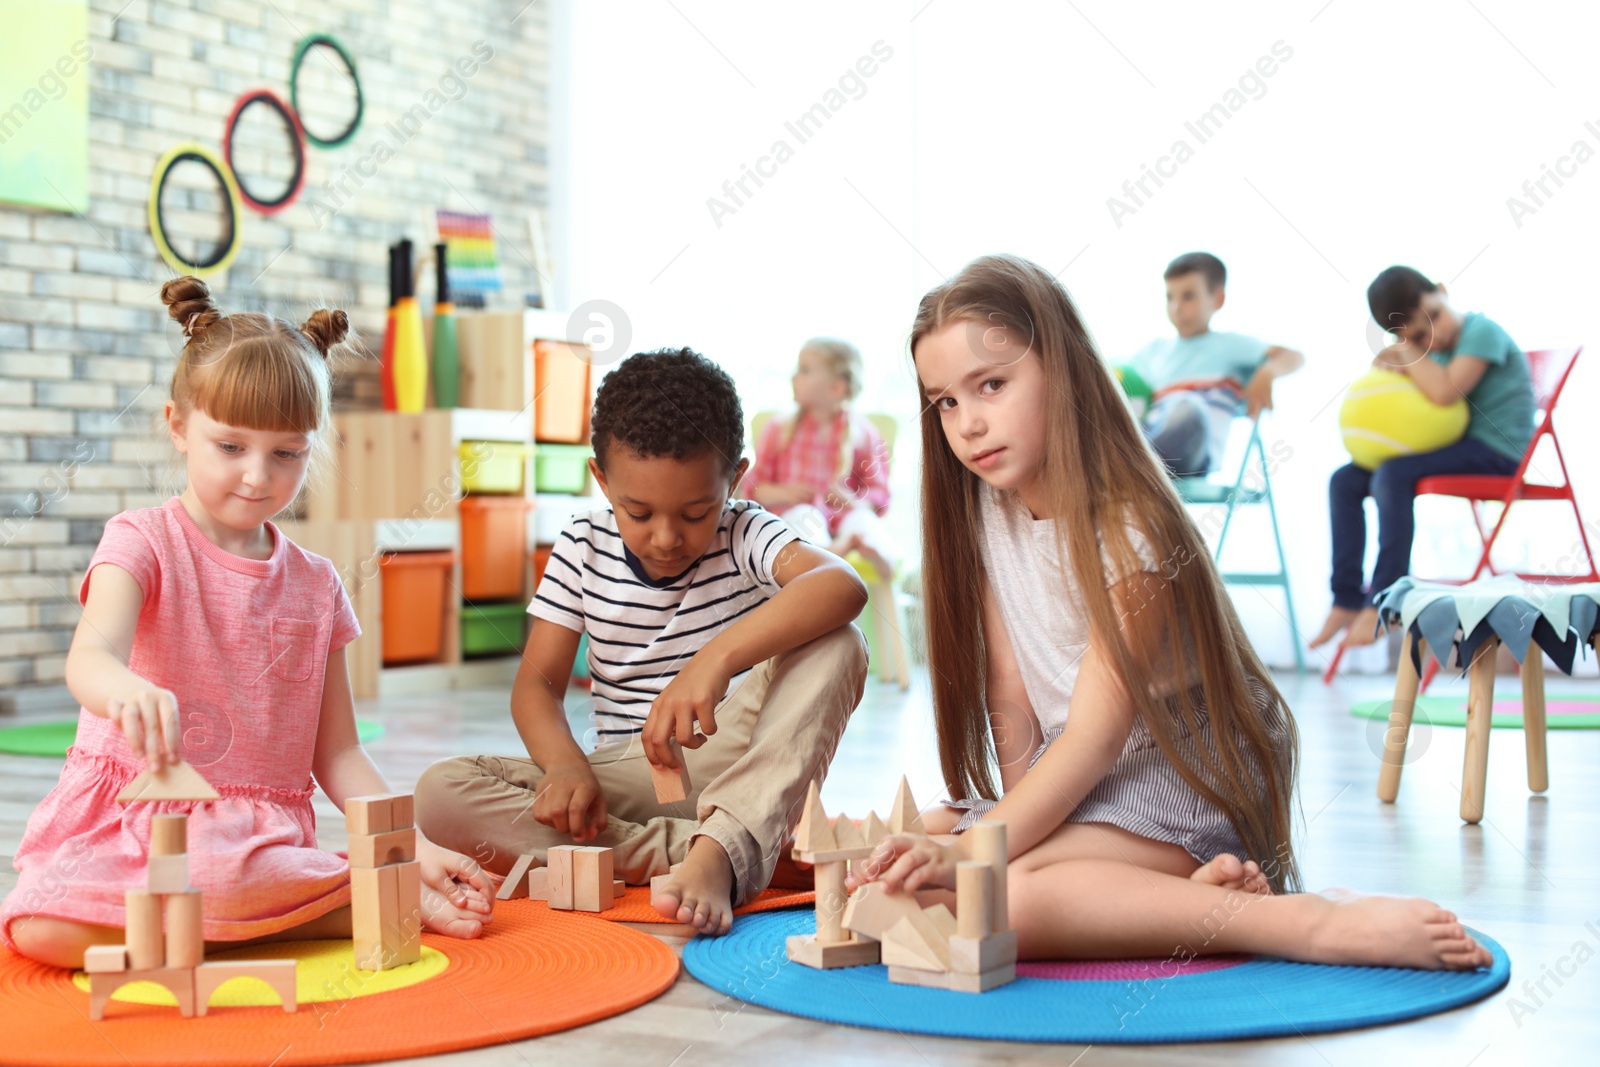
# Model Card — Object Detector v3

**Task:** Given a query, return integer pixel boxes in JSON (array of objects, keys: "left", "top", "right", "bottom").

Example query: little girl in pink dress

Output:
[{"left": 2, "top": 276, "right": 494, "bottom": 968}]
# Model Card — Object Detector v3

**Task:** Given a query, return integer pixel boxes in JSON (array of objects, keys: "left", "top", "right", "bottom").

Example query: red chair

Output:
[{"left": 1321, "top": 346, "right": 1594, "bottom": 684}]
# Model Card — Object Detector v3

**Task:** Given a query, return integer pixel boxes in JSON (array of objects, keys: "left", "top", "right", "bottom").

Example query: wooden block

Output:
[
  {"left": 497, "top": 853, "right": 538, "bottom": 900},
  {"left": 650, "top": 738, "right": 693, "bottom": 803},
  {"left": 880, "top": 910, "right": 951, "bottom": 971},
  {"left": 924, "top": 903, "right": 957, "bottom": 940},
  {"left": 528, "top": 867, "right": 550, "bottom": 901},
  {"left": 831, "top": 815, "right": 866, "bottom": 850},
  {"left": 351, "top": 864, "right": 399, "bottom": 970},
  {"left": 795, "top": 846, "right": 874, "bottom": 865},
  {"left": 124, "top": 890, "right": 164, "bottom": 970},
  {"left": 614, "top": 878, "right": 626, "bottom": 899},
  {"left": 195, "top": 959, "right": 297, "bottom": 1015},
  {"left": 573, "top": 847, "right": 614, "bottom": 911},
  {"left": 793, "top": 781, "right": 837, "bottom": 853},
  {"left": 887, "top": 776, "right": 925, "bottom": 835},
  {"left": 90, "top": 966, "right": 196, "bottom": 1020},
  {"left": 116, "top": 760, "right": 221, "bottom": 803},
  {"left": 150, "top": 814, "right": 187, "bottom": 856},
  {"left": 955, "top": 861, "right": 992, "bottom": 938},
  {"left": 786, "top": 933, "right": 881, "bottom": 969},
  {"left": 842, "top": 882, "right": 924, "bottom": 942},
  {"left": 545, "top": 845, "right": 576, "bottom": 910},
  {"left": 949, "top": 929, "right": 1018, "bottom": 974},
  {"left": 345, "top": 795, "right": 397, "bottom": 836},
  {"left": 888, "top": 962, "right": 1015, "bottom": 993},
  {"left": 814, "top": 860, "right": 848, "bottom": 945},
  {"left": 967, "top": 821, "right": 1009, "bottom": 933},
  {"left": 388, "top": 793, "right": 414, "bottom": 830},
  {"left": 164, "top": 890, "right": 204, "bottom": 969},
  {"left": 82, "top": 944, "right": 127, "bottom": 974},
  {"left": 147, "top": 853, "right": 189, "bottom": 894},
  {"left": 862, "top": 811, "right": 888, "bottom": 847},
  {"left": 347, "top": 827, "right": 417, "bottom": 869},
  {"left": 390, "top": 860, "right": 422, "bottom": 966}
]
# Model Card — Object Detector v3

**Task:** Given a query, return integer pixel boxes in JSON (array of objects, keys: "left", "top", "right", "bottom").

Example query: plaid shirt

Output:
[{"left": 748, "top": 411, "right": 890, "bottom": 534}]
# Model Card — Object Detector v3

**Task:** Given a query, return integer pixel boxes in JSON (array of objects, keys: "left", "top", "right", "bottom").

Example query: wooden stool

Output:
[{"left": 1378, "top": 632, "right": 1563, "bottom": 823}]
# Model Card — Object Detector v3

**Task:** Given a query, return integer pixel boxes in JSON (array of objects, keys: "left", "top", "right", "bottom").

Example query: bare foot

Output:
[
  {"left": 1306, "top": 892, "right": 1492, "bottom": 970},
  {"left": 652, "top": 835, "right": 737, "bottom": 935},
  {"left": 1309, "top": 606, "right": 1358, "bottom": 649},
  {"left": 1339, "top": 606, "right": 1382, "bottom": 649},
  {"left": 1189, "top": 853, "right": 1271, "bottom": 896}
]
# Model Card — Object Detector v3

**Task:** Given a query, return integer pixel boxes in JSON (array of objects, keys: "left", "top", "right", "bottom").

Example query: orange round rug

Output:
[
  {"left": 0, "top": 903, "right": 678, "bottom": 1066},
  {"left": 597, "top": 885, "right": 814, "bottom": 923}
]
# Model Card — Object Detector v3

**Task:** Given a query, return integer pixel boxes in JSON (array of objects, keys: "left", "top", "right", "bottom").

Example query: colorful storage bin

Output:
[
  {"left": 459, "top": 440, "right": 530, "bottom": 494},
  {"left": 535, "top": 444, "right": 591, "bottom": 493},
  {"left": 460, "top": 496, "right": 532, "bottom": 600},
  {"left": 379, "top": 550, "right": 454, "bottom": 664},
  {"left": 534, "top": 340, "right": 592, "bottom": 443},
  {"left": 461, "top": 602, "right": 528, "bottom": 656}
]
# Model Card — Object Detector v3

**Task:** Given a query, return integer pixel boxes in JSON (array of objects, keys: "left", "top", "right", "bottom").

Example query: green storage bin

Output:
[
  {"left": 461, "top": 602, "right": 528, "bottom": 656},
  {"left": 459, "top": 440, "right": 530, "bottom": 494},
  {"left": 535, "top": 444, "right": 591, "bottom": 493}
]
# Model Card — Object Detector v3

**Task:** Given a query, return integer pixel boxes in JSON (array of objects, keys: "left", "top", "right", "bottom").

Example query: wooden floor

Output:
[{"left": 3, "top": 663, "right": 1598, "bottom": 1064}]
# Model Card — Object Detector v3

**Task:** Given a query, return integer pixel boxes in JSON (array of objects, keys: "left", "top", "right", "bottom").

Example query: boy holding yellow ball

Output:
[{"left": 1311, "top": 266, "right": 1535, "bottom": 650}]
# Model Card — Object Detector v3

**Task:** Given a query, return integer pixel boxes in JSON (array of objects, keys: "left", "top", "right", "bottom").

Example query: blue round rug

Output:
[{"left": 684, "top": 910, "right": 1510, "bottom": 1043}]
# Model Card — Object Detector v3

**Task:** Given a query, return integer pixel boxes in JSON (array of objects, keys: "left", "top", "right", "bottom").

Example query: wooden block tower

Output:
[
  {"left": 784, "top": 774, "right": 1018, "bottom": 993},
  {"left": 345, "top": 793, "right": 422, "bottom": 971},
  {"left": 88, "top": 760, "right": 298, "bottom": 1020}
]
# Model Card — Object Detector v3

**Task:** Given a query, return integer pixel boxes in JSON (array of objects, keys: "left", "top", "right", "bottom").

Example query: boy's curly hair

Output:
[{"left": 590, "top": 348, "right": 744, "bottom": 475}]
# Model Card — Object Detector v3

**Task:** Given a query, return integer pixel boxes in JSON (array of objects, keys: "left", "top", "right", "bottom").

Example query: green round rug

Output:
[
  {"left": 0, "top": 718, "right": 384, "bottom": 756},
  {"left": 1351, "top": 694, "right": 1600, "bottom": 730}
]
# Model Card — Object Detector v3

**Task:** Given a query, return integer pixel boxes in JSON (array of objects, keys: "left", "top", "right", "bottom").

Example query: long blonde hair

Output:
[{"left": 910, "top": 254, "right": 1301, "bottom": 892}]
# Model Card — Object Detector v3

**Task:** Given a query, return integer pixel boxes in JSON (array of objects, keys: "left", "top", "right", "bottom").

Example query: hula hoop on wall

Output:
[
  {"left": 147, "top": 143, "right": 243, "bottom": 277},
  {"left": 223, "top": 89, "right": 307, "bottom": 214},
  {"left": 289, "top": 33, "right": 363, "bottom": 149}
]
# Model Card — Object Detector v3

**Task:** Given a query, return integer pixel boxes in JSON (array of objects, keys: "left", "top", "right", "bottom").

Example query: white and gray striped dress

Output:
[{"left": 946, "top": 484, "right": 1283, "bottom": 864}]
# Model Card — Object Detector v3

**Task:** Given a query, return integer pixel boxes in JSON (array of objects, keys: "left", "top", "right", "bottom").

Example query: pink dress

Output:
[
  {"left": 746, "top": 411, "right": 890, "bottom": 536},
  {"left": 0, "top": 498, "right": 360, "bottom": 949}
]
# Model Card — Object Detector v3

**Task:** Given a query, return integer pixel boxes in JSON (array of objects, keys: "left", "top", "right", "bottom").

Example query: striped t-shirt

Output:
[{"left": 529, "top": 500, "right": 799, "bottom": 739}]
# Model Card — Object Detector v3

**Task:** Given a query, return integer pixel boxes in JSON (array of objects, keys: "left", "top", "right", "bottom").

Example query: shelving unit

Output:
[{"left": 283, "top": 310, "right": 601, "bottom": 699}]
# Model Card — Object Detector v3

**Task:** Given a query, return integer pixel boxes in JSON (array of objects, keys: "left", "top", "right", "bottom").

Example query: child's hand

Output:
[
  {"left": 532, "top": 762, "right": 607, "bottom": 842},
  {"left": 1243, "top": 371, "right": 1275, "bottom": 418},
  {"left": 416, "top": 838, "right": 495, "bottom": 938},
  {"left": 641, "top": 655, "right": 730, "bottom": 768},
  {"left": 845, "top": 833, "right": 961, "bottom": 894},
  {"left": 108, "top": 687, "right": 180, "bottom": 768}
]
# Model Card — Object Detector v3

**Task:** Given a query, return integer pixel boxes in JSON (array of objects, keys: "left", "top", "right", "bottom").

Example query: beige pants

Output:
[{"left": 414, "top": 624, "right": 867, "bottom": 904}]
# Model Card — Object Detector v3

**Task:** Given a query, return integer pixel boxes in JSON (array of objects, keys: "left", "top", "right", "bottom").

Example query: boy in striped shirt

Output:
[{"left": 417, "top": 349, "right": 869, "bottom": 935}]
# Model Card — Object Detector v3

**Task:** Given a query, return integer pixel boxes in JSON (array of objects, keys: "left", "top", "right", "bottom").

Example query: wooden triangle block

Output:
[
  {"left": 887, "top": 776, "right": 924, "bottom": 835},
  {"left": 923, "top": 902, "right": 957, "bottom": 939},
  {"left": 497, "top": 853, "right": 538, "bottom": 900},
  {"left": 862, "top": 811, "right": 887, "bottom": 847},
  {"left": 881, "top": 913, "right": 947, "bottom": 971},
  {"left": 831, "top": 815, "right": 866, "bottom": 850},
  {"left": 117, "top": 760, "right": 221, "bottom": 804},
  {"left": 793, "top": 781, "right": 837, "bottom": 853}
]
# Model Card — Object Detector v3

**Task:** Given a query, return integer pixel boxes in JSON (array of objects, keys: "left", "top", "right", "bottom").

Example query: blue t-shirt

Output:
[
  {"left": 1427, "top": 312, "right": 1533, "bottom": 461},
  {"left": 1128, "top": 330, "right": 1269, "bottom": 465}
]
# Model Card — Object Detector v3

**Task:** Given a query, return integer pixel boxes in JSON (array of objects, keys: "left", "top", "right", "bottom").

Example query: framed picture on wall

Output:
[{"left": 0, "top": 0, "right": 91, "bottom": 212}]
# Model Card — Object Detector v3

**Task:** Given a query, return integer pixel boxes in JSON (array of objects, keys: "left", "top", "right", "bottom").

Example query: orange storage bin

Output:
[
  {"left": 534, "top": 340, "right": 592, "bottom": 443},
  {"left": 379, "top": 550, "right": 454, "bottom": 664},
  {"left": 531, "top": 546, "right": 553, "bottom": 589},
  {"left": 460, "top": 496, "right": 532, "bottom": 600}
]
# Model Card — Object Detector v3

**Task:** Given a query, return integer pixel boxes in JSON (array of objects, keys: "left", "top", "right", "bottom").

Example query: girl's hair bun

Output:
[
  {"left": 300, "top": 308, "right": 350, "bottom": 358},
  {"left": 160, "top": 275, "right": 221, "bottom": 340}
]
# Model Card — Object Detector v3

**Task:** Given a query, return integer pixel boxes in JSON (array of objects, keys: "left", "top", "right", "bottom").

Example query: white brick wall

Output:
[{"left": 1, "top": 0, "right": 551, "bottom": 703}]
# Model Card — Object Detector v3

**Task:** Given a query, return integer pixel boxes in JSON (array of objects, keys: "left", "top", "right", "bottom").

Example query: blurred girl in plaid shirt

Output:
[{"left": 745, "top": 338, "right": 900, "bottom": 576}]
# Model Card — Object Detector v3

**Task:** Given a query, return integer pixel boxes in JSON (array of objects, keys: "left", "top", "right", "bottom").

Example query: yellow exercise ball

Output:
[{"left": 1338, "top": 368, "right": 1469, "bottom": 470}]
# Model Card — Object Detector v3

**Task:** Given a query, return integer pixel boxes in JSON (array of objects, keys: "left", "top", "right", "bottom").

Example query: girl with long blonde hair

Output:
[{"left": 850, "top": 254, "right": 1490, "bottom": 971}]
